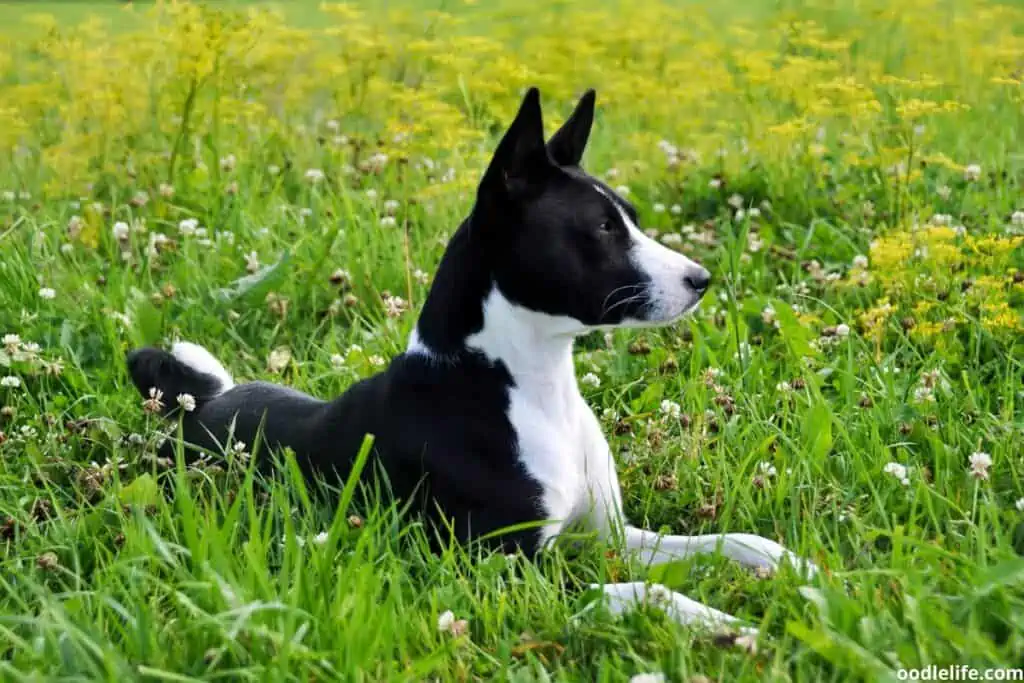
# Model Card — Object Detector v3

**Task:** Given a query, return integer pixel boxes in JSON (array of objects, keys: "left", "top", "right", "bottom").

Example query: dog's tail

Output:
[{"left": 126, "top": 341, "right": 236, "bottom": 417}]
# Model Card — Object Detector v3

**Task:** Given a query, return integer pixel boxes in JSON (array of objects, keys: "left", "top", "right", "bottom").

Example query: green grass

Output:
[{"left": 2, "top": 0, "right": 1024, "bottom": 681}]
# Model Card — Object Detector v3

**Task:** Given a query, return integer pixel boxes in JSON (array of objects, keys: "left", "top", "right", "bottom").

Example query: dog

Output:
[{"left": 126, "top": 87, "right": 815, "bottom": 635}]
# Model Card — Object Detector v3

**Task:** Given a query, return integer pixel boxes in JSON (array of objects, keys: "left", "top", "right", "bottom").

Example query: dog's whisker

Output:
[{"left": 600, "top": 283, "right": 647, "bottom": 316}]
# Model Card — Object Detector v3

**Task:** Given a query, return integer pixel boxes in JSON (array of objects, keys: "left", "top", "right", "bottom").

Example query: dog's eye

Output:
[{"left": 598, "top": 219, "right": 614, "bottom": 233}]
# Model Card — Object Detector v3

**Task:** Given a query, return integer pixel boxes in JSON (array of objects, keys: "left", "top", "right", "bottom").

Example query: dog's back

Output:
[{"left": 126, "top": 342, "right": 547, "bottom": 551}]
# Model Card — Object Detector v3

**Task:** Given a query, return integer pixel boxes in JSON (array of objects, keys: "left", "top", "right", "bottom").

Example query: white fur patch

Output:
[
  {"left": 171, "top": 341, "right": 235, "bottom": 394},
  {"left": 465, "top": 287, "right": 625, "bottom": 543},
  {"left": 406, "top": 327, "right": 428, "bottom": 355}
]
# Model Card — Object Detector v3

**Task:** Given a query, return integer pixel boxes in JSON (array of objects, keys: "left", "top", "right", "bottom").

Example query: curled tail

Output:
[{"left": 126, "top": 341, "right": 235, "bottom": 417}]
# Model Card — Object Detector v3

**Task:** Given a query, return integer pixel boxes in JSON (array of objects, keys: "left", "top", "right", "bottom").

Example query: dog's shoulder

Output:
[{"left": 327, "top": 350, "right": 545, "bottom": 520}]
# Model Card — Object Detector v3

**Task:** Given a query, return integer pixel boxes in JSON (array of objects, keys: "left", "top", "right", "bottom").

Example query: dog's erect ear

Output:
[
  {"left": 480, "top": 87, "right": 550, "bottom": 200},
  {"left": 546, "top": 89, "right": 596, "bottom": 167}
]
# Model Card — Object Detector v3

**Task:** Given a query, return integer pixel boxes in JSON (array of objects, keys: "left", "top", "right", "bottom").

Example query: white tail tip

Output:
[{"left": 171, "top": 341, "right": 235, "bottom": 394}]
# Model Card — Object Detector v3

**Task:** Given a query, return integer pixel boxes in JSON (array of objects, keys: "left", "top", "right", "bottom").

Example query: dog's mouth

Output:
[
  {"left": 608, "top": 284, "right": 709, "bottom": 330},
  {"left": 645, "top": 292, "right": 707, "bottom": 324}
]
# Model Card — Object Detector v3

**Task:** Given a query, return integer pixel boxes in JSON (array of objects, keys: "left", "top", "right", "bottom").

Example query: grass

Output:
[{"left": 1, "top": 0, "right": 1024, "bottom": 680}]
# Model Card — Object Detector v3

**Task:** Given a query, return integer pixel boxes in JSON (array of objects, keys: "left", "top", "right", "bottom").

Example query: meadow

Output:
[{"left": 0, "top": 0, "right": 1023, "bottom": 680}]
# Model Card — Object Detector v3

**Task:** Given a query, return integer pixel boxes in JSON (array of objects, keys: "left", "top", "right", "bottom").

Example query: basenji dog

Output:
[{"left": 126, "top": 88, "right": 815, "bottom": 634}]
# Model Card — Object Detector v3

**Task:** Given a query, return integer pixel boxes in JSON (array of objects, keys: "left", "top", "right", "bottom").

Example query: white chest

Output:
[
  {"left": 507, "top": 382, "right": 625, "bottom": 543},
  {"left": 507, "top": 384, "right": 588, "bottom": 529},
  {"left": 463, "top": 287, "right": 627, "bottom": 542}
]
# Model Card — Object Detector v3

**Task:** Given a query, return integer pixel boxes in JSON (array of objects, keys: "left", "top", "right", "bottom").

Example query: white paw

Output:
[
  {"left": 729, "top": 534, "right": 818, "bottom": 578},
  {"left": 593, "top": 582, "right": 757, "bottom": 634}
]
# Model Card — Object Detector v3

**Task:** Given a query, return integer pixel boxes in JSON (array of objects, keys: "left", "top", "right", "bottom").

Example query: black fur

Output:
[
  {"left": 133, "top": 348, "right": 545, "bottom": 552},
  {"left": 126, "top": 348, "right": 225, "bottom": 417}
]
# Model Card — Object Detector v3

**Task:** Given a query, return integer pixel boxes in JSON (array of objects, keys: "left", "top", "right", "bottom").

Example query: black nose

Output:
[{"left": 685, "top": 270, "right": 711, "bottom": 294}]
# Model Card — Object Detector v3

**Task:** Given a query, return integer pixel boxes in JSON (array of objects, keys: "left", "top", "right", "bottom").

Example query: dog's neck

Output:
[{"left": 408, "top": 217, "right": 579, "bottom": 395}]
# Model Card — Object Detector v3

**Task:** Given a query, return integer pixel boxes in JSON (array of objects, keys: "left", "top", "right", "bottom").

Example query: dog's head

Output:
[{"left": 474, "top": 88, "right": 711, "bottom": 336}]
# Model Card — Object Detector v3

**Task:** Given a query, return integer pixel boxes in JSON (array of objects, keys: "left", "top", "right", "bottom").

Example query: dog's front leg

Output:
[
  {"left": 622, "top": 525, "right": 817, "bottom": 577},
  {"left": 590, "top": 581, "right": 757, "bottom": 635}
]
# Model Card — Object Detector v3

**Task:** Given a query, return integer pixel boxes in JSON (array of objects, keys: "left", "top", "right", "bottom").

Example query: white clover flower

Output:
[
  {"left": 66, "top": 215, "right": 85, "bottom": 239},
  {"left": 652, "top": 202, "right": 666, "bottom": 213},
  {"left": 835, "top": 323, "right": 851, "bottom": 337},
  {"left": 580, "top": 372, "right": 601, "bottom": 388},
  {"left": 964, "top": 164, "right": 982, "bottom": 181},
  {"left": 1011, "top": 211, "right": 1024, "bottom": 227},
  {"left": 1016, "top": 498, "right": 1024, "bottom": 512},
  {"left": 38, "top": 287, "right": 56, "bottom": 300},
  {"left": 304, "top": 168, "right": 325, "bottom": 184},
  {"left": 670, "top": 204, "right": 682, "bottom": 215},
  {"left": 852, "top": 254, "right": 868, "bottom": 269},
  {"left": 365, "top": 188, "right": 378, "bottom": 200},
  {"left": 660, "top": 233, "right": 682, "bottom": 245},
  {"left": 176, "top": 393, "right": 196, "bottom": 412},
  {"left": 728, "top": 193, "right": 744, "bottom": 209},
  {"left": 758, "top": 461, "right": 777, "bottom": 477},
  {"left": 368, "top": 355, "right": 385, "bottom": 367},
  {"left": 383, "top": 199, "right": 400, "bottom": 214},
  {"left": 659, "top": 399, "right": 681, "bottom": 419},
  {"left": 912, "top": 386, "right": 935, "bottom": 404},
  {"left": 312, "top": 531, "right": 329, "bottom": 545},
  {"left": 219, "top": 154, "right": 237, "bottom": 172},
  {"left": 383, "top": 295, "right": 408, "bottom": 318},
  {"left": 380, "top": 216, "right": 397, "bottom": 227},
  {"left": 143, "top": 387, "right": 165, "bottom": 413},
  {"left": 629, "top": 673, "right": 666, "bottom": 683},
  {"left": 112, "top": 221, "right": 130, "bottom": 241},
  {"left": 883, "top": 462, "right": 910, "bottom": 486},
  {"left": 1, "top": 375, "right": 21, "bottom": 388},
  {"left": 437, "top": 610, "right": 455, "bottom": 631},
  {"left": 968, "top": 451, "right": 992, "bottom": 480},
  {"left": 615, "top": 185, "right": 631, "bottom": 197},
  {"left": 178, "top": 218, "right": 199, "bottom": 236}
]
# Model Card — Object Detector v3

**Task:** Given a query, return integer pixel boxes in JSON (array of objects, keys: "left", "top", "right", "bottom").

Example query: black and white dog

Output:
[{"left": 127, "top": 88, "right": 815, "bottom": 634}]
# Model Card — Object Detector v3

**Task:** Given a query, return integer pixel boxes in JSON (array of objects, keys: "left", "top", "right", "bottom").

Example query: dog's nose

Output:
[{"left": 684, "top": 269, "right": 711, "bottom": 294}]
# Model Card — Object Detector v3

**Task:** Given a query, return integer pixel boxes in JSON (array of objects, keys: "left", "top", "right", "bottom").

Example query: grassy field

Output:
[{"left": 1, "top": 0, "right": 1023, "bottom": 680}]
